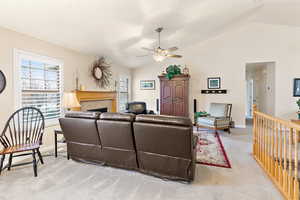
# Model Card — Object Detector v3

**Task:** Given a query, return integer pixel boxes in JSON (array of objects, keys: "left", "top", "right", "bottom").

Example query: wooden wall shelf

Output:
[{"left": 201, "top": 90, "right": 227, "bottom": 94}]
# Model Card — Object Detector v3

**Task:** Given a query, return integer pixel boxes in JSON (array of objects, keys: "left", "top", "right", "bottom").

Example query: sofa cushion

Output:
[
  {"left": 65, "top": 111, "right": 101, "bottom": 119},
  {"left": 135, "top": 114, "right": 192, "bottom": 127},
  {"left": 197, "top": 117, "right": 230, "bottom": 127},
  {"left": 100, "top": 112, "right": 135, "bottom": 122}
]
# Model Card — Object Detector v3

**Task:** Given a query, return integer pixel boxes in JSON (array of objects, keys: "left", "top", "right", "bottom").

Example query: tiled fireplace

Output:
[{"left": 81, "top": 100, "right": 111, "bottom": 112}]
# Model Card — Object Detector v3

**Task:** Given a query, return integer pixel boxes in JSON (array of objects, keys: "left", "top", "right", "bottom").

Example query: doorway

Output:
[{"left": 245, "top": 62, "right": 275, "bottom": 124}]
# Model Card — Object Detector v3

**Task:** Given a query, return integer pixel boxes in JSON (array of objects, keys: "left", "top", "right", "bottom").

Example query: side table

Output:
[{"left": 54, "top": 130, "right": 69, "bottom": 160}]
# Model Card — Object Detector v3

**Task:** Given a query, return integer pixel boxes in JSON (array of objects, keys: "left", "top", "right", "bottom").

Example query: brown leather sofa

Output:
[{"left": 59, "top": 112, "right": 197, "bottom": 182}]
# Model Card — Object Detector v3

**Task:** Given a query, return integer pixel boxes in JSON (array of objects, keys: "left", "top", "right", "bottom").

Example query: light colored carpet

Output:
[{"left": 0, "top": 127, "right": 283, "bottom": 200}]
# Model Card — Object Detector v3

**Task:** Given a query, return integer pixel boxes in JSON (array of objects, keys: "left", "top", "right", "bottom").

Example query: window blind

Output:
[
  {"left": 118, "top": 78, "right": 129, "bottom": 112},
  {"left": 21, "top": 59, "right": 62, "bottom": 121}
]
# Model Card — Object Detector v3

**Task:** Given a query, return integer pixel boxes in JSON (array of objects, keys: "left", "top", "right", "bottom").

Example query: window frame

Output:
[
  {"left": 14, "top": 49, "right": 64, "bottom": 127},
  {"left": 118, "top": 76, "right": 129, "bottom": 112}
]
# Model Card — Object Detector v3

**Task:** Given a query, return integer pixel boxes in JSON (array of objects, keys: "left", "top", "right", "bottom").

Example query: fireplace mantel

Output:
[{"left": 74, "top": 90, "right": 117, "bottom": 112}]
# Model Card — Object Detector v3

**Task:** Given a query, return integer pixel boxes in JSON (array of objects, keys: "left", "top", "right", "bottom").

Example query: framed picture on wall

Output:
[
  {"left": 293, "top": 78, "right": 300, "bottom": 97},
  {"left": 207, "top": 77, "right": 221, "bottom": 89},
  {"left": 140, "top": 80, "right": 155, "bottom": 90}
]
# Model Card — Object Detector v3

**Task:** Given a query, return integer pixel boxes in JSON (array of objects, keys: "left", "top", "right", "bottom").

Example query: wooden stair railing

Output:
[{"left": 253, "top": 105, "right": 300, "bottom": 200}]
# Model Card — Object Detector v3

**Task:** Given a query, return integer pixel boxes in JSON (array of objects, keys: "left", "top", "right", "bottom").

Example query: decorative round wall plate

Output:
[
  {"left": 0, "top": 70, "right": 6, "bottom": 94},
  {"left": 91, "top": 57, "right": 112, "bottom": 88}
]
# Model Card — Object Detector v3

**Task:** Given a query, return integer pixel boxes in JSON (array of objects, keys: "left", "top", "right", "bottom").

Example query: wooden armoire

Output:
[{"left": 159, "top": 74, "right": 190, "bottom": 117}]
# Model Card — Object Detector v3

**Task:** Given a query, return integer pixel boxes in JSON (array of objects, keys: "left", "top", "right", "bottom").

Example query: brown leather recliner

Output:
[
  {"left": 59, "top": 112, "right": 197, "bottom": 182},
  {"left": 133, "top": 115, "right": 197, "bottom": 182},
  {"left": 97, "top": 112, "right": 138, "bottom": 170},
  {"left": 59, "top": 112, "right": 103, "bottom": 164},
  {"left": 59, "top": 112, "right": 138, "bottom": 169}
]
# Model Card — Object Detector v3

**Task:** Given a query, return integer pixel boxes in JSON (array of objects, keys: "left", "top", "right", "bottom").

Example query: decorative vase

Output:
[
  {"left": 80, "top": 84, "right": 85, "bottom": 91},
  {"left": 183, "top": 65, "right": 189, "bottom": 75}
]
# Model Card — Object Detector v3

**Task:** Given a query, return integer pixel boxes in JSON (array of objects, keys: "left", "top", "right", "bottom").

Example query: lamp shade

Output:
[{"left": 62, "top": 92, "right": 81, "bottom": 108}]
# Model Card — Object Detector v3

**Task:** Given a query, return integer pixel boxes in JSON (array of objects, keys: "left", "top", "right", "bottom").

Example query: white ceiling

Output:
[{"left": 0, "top": 0, "right": 299, "bottom": 68}]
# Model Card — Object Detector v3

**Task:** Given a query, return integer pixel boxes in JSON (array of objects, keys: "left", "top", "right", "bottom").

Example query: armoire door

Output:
[
  {"left": 159, "top": 74, "right": 190, "bottom": 117},
  {"left": 172, "top": 80, "right": 187, "bottom": 117},
  {"left": 160, "top": 80, "right": 173, "bottom": 115}
]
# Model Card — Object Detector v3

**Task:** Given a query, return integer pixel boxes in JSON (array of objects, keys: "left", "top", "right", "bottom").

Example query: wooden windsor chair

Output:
[{"left": 0, "top": 107, "right": 45, "bottom": 177}]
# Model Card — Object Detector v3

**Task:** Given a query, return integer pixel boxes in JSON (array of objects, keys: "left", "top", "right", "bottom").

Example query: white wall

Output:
[
  {"left": 0, "top": 26, "right": 132, "bottom": 149},
  {"left": 132, "top": 23, "right": 300, "bottom": 127}
]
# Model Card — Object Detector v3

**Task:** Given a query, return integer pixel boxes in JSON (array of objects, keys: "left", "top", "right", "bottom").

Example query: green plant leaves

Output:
[
  {"left": 297, "top": 99, "right": 300, "bottom": 110},
  {"left": 165, "top": 65, "right": 182, "bottom": 80}
]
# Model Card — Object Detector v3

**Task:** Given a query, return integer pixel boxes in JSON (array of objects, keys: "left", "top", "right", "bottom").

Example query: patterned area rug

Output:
[{"left": 194, "top": 130, "right": 231, "bottom": 168}]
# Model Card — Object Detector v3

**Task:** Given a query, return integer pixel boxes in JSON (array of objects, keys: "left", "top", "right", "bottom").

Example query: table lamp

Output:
[{"left": 62, "top": 92, "right": 81, "bottom": 111}]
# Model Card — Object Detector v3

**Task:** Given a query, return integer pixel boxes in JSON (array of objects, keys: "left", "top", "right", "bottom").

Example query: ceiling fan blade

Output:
[
  {"left": 166, "top": 47, "right": 178, "bottom": 52},
  {"left": 141, "top": 47, "right": 155, "bottom": 52},
  {"left": 166, "top": 54, "right": 182, "bottom": 58},
  {"left": 137, "top": 54, "right": 150, "bottom": 57}
]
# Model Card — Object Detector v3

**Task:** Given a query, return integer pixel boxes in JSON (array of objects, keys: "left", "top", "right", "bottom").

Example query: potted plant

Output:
[
  {"left": 297, "top": 99, "right": 300, "bottom": 119},
  {"left": 165, "top": 65, "right": 182, "bottom": 80}
]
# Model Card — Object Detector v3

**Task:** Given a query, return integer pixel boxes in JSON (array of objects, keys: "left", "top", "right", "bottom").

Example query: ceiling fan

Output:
[{"left": 140, "top": 27, "right": 182, "bottom": 62}]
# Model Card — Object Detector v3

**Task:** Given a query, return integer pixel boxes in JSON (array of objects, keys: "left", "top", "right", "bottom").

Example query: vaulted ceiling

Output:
[{"left": 0, "top": 0, "right": 299, "bottom": 67}]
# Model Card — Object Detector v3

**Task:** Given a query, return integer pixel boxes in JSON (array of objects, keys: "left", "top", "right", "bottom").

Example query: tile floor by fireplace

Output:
[{"left": 0, "top": 126, "right": 283, "bottom": 200}]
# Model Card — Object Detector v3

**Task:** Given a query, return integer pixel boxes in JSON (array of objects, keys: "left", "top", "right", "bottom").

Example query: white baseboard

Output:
[{"left": 235, "top": 125, "right": 246, "bottom": 128}]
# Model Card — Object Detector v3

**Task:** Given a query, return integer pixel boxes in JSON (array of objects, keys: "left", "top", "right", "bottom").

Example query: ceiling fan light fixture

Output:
[
  {"left": 153, "top": 53, "right": 165, "bottom": 62},
  {"left": 139, "top": 27, "right": 182, "bottom": 61}
]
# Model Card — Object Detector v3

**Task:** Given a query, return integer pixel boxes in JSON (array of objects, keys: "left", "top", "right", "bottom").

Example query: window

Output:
[
  {"left": 118, "top": 77, "right": 129, "bottom": 112},
  {"left": 14, "top": 50, "right": 63, "bottom": 125}
]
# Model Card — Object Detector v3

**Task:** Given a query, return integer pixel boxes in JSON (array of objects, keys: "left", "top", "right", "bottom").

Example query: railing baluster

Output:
[
  {"left": 275, "top": 122, "right": 278, "bottom": 181},
  {"left": 260, "top": 116, "right": 263, "bottom": 161},
  {"left": 294, "top": 130, "right": 299, "bottom": 199},
  {"left": 283, "top": 125, "right": 287, "bottom": 193},
  {"left": 288, "top": 128, "right": 293, "bottom": 197},
  {"left": 267, "top": 119, "right": 271, "bottom": 173},
  {"left": 256, "top": 116, "right": 261, "bottom": 159},
  {"left": 279, "top": 124, "right": 283, "bottom": 186},
  {"left": 268, "top": 119, "right": 272, "bottom": 174},
  {"left": 271, "top": 120, "right": 274, "bottom": 177}
]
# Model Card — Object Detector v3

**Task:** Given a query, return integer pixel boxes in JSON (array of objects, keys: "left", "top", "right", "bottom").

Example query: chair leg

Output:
[
  {"left": 0, "top": 154, "right": 5, "bottom": 175},
  {"left": 37, "top": 149, "right": 44, "bottom": 164},
  {"left": 32, "top": 150, "right": 37, "bottom": 177},
  {"left": 8, "top": 154, "right": 13, "bottom": 171}
]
